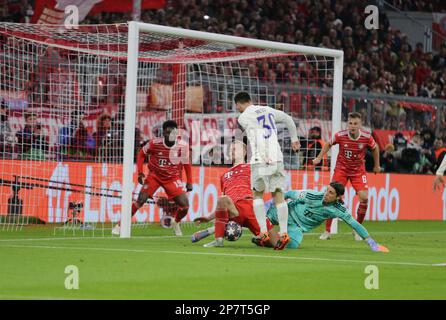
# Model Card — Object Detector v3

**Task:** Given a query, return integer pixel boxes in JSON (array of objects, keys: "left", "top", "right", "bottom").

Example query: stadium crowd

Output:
[
  {"left": 387, "top": 0, "right": 446, "bottom": 12},
  {"left": 0, "top": 0, "right": 446, "bottom": 174}
]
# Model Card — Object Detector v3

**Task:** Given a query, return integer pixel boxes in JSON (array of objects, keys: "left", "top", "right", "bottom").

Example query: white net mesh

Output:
[{"left": 0, "top": 22, "right": 337, "bottom": 236}]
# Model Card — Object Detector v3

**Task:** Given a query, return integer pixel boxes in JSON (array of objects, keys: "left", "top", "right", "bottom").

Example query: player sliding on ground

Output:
[
  {"left": 261, "top": 182, "right": 389, "bottom": 252},
  {"left": 112, "top": 120, "right": 192, "bottom": 236},
  {"left": 313, "top": 112, "right": 380, "bottom": 241},
  {"left": 191, "top": 140, "right": 278, "bottom": 247},
  {"left": 235, "top": 91, "right": 300, "bottom": 250}
]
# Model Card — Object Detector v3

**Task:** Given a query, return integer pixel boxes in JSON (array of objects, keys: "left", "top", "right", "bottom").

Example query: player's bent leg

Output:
[
  {"left": 172, "top": 193, "right": 189, "bottom": 222},
  {"left": 285, "top": 224, "right": 303, "bottom": 249},
  {"left": 112, "top": 191, "right": 151, "bottom": 235},
  {"left": 217, "top": 196, "right": 239, "bottom": 218},
  {"left": 214, "top": 209, "right": 229, "bottom": 239},
  {"left": 171, "top": 193, "right": 189, "bottom": 236},
  {"left": 191, "top": 226, "right": 215, "bottom": 243},
  {"left": 272, "top": 188, "right": 288, "bottom": 237},
  {"left": 252, "top": 189, "right": 269, "bottom": 241}
]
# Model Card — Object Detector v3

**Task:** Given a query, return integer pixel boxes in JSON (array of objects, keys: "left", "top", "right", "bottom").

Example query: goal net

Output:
[{"left": 0, "top": 22, "right": 343, "bottom": 237}]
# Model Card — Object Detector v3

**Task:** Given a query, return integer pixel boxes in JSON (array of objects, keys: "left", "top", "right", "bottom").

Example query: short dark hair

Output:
[
  {"left": 234, "top": 91, "right": 251, "bottom": 104},
  {"left": 162, "top": 120, "right": 178, "bottom": 131},
  {"left": 329, "top": 181, "right": 345, "bottom": 197},
  {"left": 348, "top": 112, "right": 362, "bottom": 120}
]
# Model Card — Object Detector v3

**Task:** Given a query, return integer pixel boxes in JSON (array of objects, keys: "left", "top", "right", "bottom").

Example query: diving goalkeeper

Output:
[{"left": 260, "top": 181, "right": 389, "bottom": 252}]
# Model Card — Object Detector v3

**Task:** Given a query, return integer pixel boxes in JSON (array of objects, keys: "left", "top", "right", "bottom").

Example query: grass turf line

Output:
[{"left": 0, "top": 221, "right": 445, "bottom": 299}]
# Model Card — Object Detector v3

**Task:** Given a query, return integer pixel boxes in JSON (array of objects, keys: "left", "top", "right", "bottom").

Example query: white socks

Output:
[
  {"left": 253, "top": 198, "right": 268, "bottom": 233},
  {"left": 276, "top": 202, "right": 288, "bottom": 235}
]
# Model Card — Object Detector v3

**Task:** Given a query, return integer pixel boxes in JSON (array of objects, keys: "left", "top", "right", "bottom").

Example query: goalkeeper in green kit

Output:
[{"left": 258, "top": 181, "right": 389, "bottom": 252}]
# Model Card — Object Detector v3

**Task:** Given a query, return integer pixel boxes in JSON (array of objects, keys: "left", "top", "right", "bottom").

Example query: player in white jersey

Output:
[{"left": 235, "top": 91, "right": 300, "bottom": 250}]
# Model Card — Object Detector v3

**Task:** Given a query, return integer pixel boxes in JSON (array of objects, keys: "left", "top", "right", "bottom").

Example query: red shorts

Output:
[
  {"left": 332, "top": 170, "right": 368, "bottom": 192},
  {"left": 140, "top": 174, "right": 186, "bottom": 199},
  {"left": 231, "top": 199, "right": 273, "bottom": 235}
]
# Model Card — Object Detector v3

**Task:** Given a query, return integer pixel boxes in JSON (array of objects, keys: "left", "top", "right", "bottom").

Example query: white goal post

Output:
[{"left": 120, "top": 21, "right": 344, "bottom": 238}]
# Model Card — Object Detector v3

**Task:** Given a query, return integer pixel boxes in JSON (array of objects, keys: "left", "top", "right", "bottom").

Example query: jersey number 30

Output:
[{"left": 256, "top": 113, "right": 276, "bottom": 139}]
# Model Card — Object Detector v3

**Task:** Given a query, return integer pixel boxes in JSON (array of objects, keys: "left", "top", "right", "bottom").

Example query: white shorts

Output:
[{"left": 251, "top": 162, "right": 286, "bottom": 193}]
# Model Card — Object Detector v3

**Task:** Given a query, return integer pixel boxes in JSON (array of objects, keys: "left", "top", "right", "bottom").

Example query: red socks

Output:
[
  {"left": 325, "top": 218, "right": 333, "bottom": 232},
  {"left": 215, "top": 209, "right": 229, "bottom": 238},
  {"left": 356, "top": 202, "right": 368, "bottom": 224},
  {"left": 131, "top": 203, "right": 138, "bottom": 216}
]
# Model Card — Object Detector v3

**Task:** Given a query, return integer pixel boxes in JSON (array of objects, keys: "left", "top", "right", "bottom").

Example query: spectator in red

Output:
[{"left": 415, "top": 60, "right": 432, "bottom": 86}]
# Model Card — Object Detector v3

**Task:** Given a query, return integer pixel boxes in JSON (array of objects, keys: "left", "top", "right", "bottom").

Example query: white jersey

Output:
[
  {"left": 436, "top": 154, "right": 446, "bottom": 176},
  {"left": 238, "top": 104, "right": 298, "bottom": 164}
]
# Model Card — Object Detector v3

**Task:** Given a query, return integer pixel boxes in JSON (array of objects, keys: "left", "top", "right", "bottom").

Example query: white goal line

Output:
[
  {"left": 0, "top": 243, "right": 442, "bottom": 268},
  {"left": 0, "top": 230, "right": 445, "bottom": 243}
]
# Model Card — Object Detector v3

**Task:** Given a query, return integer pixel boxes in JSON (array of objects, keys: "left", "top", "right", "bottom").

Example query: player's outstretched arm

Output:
[
  {"left": 372, "top": 145, "right": 381, "bottom": 174},
  {"left": 364, "top": 237, "right": 389, "bottom": 253},
  {"left": 136, "top": 147, "right": 147, "bottom": 184},
  {"left": 313, "top": 142, "right": 331, "bottom": 165},
  {"left": 337, "top": 211, "right": 389, "bottom": 253},
  {"left": 183, "top": 163, "right": 193, "bottom": 191}
]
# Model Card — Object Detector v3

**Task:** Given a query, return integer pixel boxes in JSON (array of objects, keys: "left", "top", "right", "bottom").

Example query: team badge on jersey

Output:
[{"left": 358, "top": 143, "right": 363, "bottom": 149}]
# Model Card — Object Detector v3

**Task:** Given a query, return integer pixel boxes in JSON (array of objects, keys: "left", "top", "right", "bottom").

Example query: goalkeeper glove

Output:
[{"left": 366, "top": 238, "right": 389, "bottom": 253}]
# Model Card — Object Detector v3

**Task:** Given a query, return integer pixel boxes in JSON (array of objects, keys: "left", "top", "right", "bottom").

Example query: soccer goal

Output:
[{"left": 0, "top": 21, "right": 343, "bottom": 238}]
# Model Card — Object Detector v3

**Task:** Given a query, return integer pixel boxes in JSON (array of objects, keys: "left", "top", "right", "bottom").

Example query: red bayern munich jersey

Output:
[
  {"left": 220, "top": 163, "right": 253, "bottom": 203},
  {"left": 331, "top": 129, "right": 376, "bottom": 175},
  {"left": 142, "top": 138, "right": 189, "bottom": 182}
]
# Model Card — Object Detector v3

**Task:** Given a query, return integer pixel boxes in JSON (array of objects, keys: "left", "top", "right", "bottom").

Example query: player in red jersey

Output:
[
  {"left": 312, "top": 112, "right": 380, "bottom": 240},
  {"left": 112, "top": 120, "right": 192, "bottom": 236},
  {"left": 191, "top": 140, "right": 277, "bottom": 247}
]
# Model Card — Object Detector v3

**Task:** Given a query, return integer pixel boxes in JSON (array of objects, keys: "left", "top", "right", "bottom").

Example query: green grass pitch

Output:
[{"left": 0, "top": 221, "right": 445, "bottom": 299}]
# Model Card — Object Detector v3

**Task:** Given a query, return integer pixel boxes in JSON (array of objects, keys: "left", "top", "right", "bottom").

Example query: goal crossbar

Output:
[{"left": 135, "top": 22, "right": 344, "bottom": 59}]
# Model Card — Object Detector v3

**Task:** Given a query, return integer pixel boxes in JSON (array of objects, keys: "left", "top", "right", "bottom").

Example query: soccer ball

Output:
[
  {"left": 160, "top": 215, "right": 174, "bottom": 228},
  {"left": 224, "top": 221, "right": 243, "bottom": 241}
]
